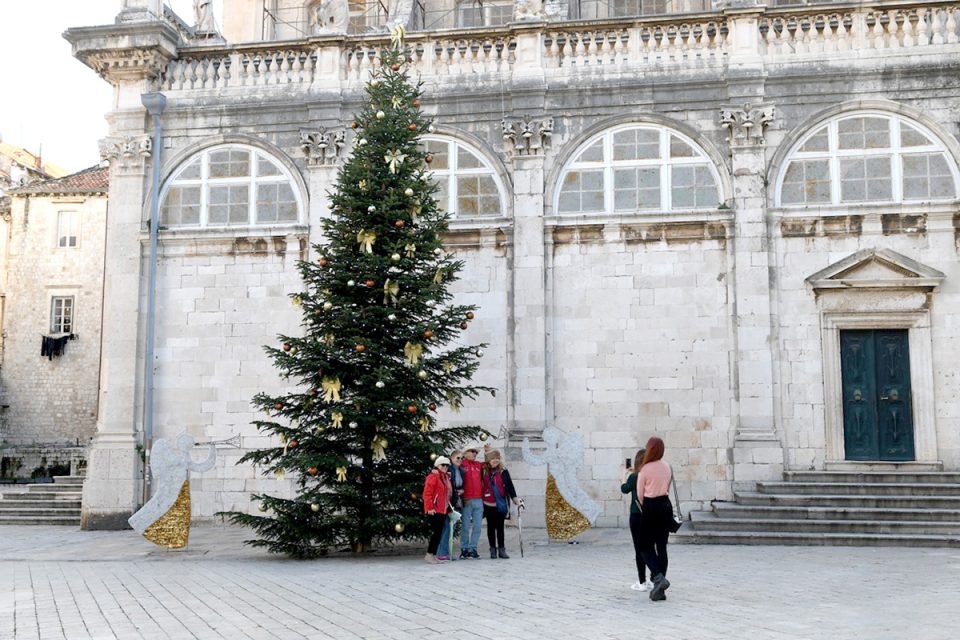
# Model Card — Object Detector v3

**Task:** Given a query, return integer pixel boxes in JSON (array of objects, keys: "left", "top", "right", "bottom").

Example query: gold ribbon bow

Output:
[
  {"left": 358, "top": 179, "right": 367, "bottom": 191},
  {"left": 383, "top": 279, "right": 400, "bottom": 305},
  {"left": 446, "top": 390, "right": 462, "bottom": 413},
  {"left": 419, "top": 416, "right": 430, "bottom": 432},
  {"left": 409, "top": 202, "right": 422, "bottom": 225},
  {"left": 442, "top": 361, "right": 454, "bottom": 375},
  {"left": 323, "top": 333, "right": 335, "bottom": 346},
  {"left": 275, "top": 468, "right": 286, "bottom": 481},
  {"left": 390, "top": 24, "right": 406, "bottom": 50},
  {"left": 391, "top": 95, "right": 403, "bottom": 110},
  {"left": 331, "top": 411, "right": 343, "bottom": 429},
  {"left": 336, "top": 466, "right": 348, "bottom": 482},
  {"left": 404, "top": 243, "right": 416, "bottom": 258},
  {"left": 403, "top": 342, "right": 423, "bottom": 366},
  {"left": 321, "top": 376, "right": 341, "bottom": 403},
  {"left": 385, "top": 149, "right": 407, "bottom": 174},
  {"left": 292, "top": 295, "right": 302, "bottom": 307},
  {"left": 371, "top": 436, "right": 388, "bottom": 462},
  {"left": 433, "top": 268, "right": 444, "bottom": 285},
  {"left": 357, "top": 230, "right": 376, "bottom": 254}
]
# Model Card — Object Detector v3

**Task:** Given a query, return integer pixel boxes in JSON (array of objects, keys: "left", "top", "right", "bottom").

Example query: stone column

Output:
[
  {"left": 502, "top": 116, "right": 554, "bottom": 440},
  {"left": 720, "top": 102, "right": 782, "bottom": 488},
  {"left": 65, "top": 15, "right": 178, "bottom": 529}
]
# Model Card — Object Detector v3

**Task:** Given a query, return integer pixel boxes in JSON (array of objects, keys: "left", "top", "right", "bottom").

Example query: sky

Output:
[{"left": 0, "top": 1, "right": 222, "bottom": 173}]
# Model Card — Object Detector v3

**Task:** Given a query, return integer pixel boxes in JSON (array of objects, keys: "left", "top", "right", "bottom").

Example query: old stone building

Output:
[
  {"left": 0, "top": 166, "right": 109, "bottom": 478},
  {"left": 64, "top": 0, "right": 960, "bottom": 538}
]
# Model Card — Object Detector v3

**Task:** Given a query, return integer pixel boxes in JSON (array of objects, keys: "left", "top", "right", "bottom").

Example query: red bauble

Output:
[
  {"left": 412, "top": 99, "right": 420, "bottom": 108},
  {"left": 274, "top": 402, "right": 284, "bottom": 410},
  {"left": 391, "top": 63, "right": 401, "bottom": 71},
  {"left": 351, "top": 121, "right": 358, "bottom": 129},
  {"left": 429, "top": 403, "right": 438, "bottom": 411},
  {"left": 423, "top": 329, "right": 433, "bottom": 339},
  {"left": 307, "top": 467, "right": 318, "bottom": 476},
  {"left": 408, "top": 123, "right": 417, "bottom": 131},
  {"left": 356, "top": 344, "right": 366, "bottom": 353},
  {"left": 410, "top": 492, "right": 419, "bottom": 501},
  {"left": 309, "top": 388, "right": 318, "bottom": 397},
  {"left": 425, "top": 154, "right": 433, "bottom": 164},
  {"left": 288, "top": 440, "right": 299, "bottom": 449},
  {"left": 365, "top": 279, "right": 376, "bottom": 287},
  {"left": 407, "top": 404, "right": 418, "bottom": 414},
  {"left": 319, "top": 258, "right": 328, "bottom": 267},
  {"left": 282, "top": 343, "right": 292, "bottom": 352},
  {"left": 461, "top": 322, "right": 468, "bottom": 330},
  {"left": 394, "top": 219, "right": 405, "bottom": 228},
  {"left": 466, "top": 312, "right": 475, "bottom": 320}
]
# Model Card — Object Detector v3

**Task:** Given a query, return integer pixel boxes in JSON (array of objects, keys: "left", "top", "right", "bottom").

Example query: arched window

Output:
[
  {"left": 421, "top": 137, "right": 506, "bottom": 218},
  {"left": 777, "top": 113, "right": 959, "bottom": 207},
  {"left": 160, "top": 144, "right": 302, "bottom": 228},
  {"left": 556, "top": 125, "right": 721, "bottom": 215}
]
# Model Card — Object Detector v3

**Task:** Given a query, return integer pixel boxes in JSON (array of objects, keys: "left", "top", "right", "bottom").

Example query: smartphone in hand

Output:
[{"left": 625, "top": 457, "right": 632, "bottom": 469}]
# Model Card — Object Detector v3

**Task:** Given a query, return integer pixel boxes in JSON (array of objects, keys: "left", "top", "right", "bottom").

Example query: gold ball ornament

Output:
[
  {"left": 388, "top": 314, "right": 397, "bottom": 321},
  {"left": 394, "top": 522, "right": 405, "bottom": 533},
  {"left": 376, "top": 110, "right": 386, "bottom": 119},
  {"left": 480, "top": 432, "right": 489, "bottom": 441},
  {"left": 259, "top": 502, "right": 268, "bottom": 512},
  {"left": 429, "top": 453, "right": 437, "bottom": 461},
  {"left": 371, "top": 79, "right": 380, "bottom": 88},
  {"left": 417, "top": 370, "right": 428, "bottom": 380},
  {"left": 310, "top": 503, "right": 320, "bottom": 513},
  {"left": 323, "top": 302, "right": 333, "bottom": 311},
  {"left": 405, "top": 188, "right": 414, "bottom": 196},
  {"left": 391, "top": 253, "right": 401, "bottom": 262},
  {"left": 347, "top": 279, "right": 355, "bottom": 287},
  {"left": 376, "top": 381, "right": 385, "bottom": 389}
]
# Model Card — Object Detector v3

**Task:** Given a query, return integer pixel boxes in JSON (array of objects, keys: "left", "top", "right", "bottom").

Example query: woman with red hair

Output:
[{"left": 636, "top": 436, "right": 674, "bottom": 601}]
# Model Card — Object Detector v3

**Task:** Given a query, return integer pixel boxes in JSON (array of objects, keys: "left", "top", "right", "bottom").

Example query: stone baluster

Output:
[
  {"left": 915, "top": 8, "right": 930, "bottom": 46},
  {"left": 946, "top": 7, "right": 958, "bottom": 44},
  {"left": 902, "top": 10, "right": 915, "bottom": 47},
  {"left": 888, "top": 11, "right": 902, "bottom": 49}
]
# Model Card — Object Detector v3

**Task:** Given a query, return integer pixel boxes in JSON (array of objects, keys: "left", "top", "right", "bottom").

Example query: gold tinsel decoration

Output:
[
  {"left": 143, "top": 481, "right": 192, "bottom": 549},
  {"left": 544, "top": 473, "right": 591, "bottom": 541}
]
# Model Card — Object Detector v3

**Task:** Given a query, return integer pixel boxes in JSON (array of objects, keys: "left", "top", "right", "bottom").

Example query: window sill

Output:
[
  {"left": 547, "top": 209, "right": 734, "bottom": 227},
  {"left": 145, "top": 224, "right": 309, "bottom": 242},
  {"left": 772, "top": 201, "right": 958, "bottom": 219}
]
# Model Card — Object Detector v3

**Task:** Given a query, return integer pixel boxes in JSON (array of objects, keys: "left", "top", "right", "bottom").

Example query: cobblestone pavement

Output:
[{"left": 1, "top": 524, "right": 957, "bottom": 640}]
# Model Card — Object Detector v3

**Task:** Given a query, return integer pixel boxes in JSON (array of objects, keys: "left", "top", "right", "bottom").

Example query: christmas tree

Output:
[{"left": 221, "top": 28, "right": 494, "bottom": 558}]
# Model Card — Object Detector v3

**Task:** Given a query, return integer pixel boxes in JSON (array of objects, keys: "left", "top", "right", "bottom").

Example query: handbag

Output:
[{"left": 668, "top": 465, "right": 684, "bottom": 533}]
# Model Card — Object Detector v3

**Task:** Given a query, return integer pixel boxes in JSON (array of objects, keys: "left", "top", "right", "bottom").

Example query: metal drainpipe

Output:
[{"left": 141, "top": 92, "right": 167, "bottom": 502}]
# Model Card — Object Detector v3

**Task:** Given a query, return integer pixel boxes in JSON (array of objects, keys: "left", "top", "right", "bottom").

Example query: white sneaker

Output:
[{"left": 630, "top": 580, "right": 653, "bottom": 592}]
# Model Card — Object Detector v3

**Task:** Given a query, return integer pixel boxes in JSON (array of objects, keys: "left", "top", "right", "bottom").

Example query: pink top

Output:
[{"left": 637, "top": 460, "right": 672, "bottom": 498}]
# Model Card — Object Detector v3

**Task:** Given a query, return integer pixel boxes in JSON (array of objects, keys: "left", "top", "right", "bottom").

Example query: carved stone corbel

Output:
[
  {"left": 719, "top": 103, "right": 775, "bottom": 148},
  {"left": 98, "top": 135, "right": 153, "bottom": 172},
  {"left": 299, "top": 128, "right": 346, "bottom": 166},
  {"left": 502, "top": 115, "right": 554, "bottom": 157}
]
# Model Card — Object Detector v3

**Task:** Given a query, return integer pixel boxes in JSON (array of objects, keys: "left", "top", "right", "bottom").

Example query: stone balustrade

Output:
[{"left": 158, "top": 0, "right": 960, "bottom": 93}]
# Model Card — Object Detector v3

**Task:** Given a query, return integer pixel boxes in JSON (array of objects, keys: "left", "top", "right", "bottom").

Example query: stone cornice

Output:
[{"left": 64, "top": 21, "right": 180, "bottom": 83}]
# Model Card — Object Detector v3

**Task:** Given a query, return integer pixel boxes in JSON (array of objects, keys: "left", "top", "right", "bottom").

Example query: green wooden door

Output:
[{"left": 840, "top": 329, "right": 914, "bottom": 461}]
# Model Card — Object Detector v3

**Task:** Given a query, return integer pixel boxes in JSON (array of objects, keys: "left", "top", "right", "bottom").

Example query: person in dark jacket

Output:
[
  {"left": 423, "top": 456, "right": 452, "bottom": 564},
  {"left": 621, "top": 448, "right": 650, "bottom": 591},
  {"left": 481, "top": 450, "right": 520, "bottom": 559}
]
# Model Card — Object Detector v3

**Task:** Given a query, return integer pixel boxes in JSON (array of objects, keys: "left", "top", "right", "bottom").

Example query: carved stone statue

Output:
[
  {"left": 515, "top": 0, "right": 544, "bottom": 21},
  {"left": 311, "top": 0, "right": 349, "bottom": 34},
  {"left": 194, "top": 0, "right": 216, "bottom": 34}
]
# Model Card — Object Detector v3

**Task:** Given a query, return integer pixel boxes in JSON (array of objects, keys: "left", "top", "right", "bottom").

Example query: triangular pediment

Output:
[{"left": 806, "top": 248, "right": 945, "bottom": 290}]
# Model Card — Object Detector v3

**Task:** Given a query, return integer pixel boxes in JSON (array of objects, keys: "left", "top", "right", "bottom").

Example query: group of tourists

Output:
[
  {"left": 422, "top": 435, "right": 677, "bottom": 604},
  {"left": 422, "top": 445, "right": 521, "bottom": 563}
]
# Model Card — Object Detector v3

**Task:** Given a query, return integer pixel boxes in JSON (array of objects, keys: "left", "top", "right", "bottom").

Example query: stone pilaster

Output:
[
  {"left": 300, "top": 126, "right": 348, "bottom": 253},
  {"left": 65, "top": 13, "right": 178, "bottom": 529},
  {"left": 721, "top": 100, "right": 783, "bottom": 488}
]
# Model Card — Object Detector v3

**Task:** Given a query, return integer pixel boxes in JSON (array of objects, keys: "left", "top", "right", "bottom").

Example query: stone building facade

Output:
[
  {"left": 66, "top": 0, "right": 960, "bottom": 529},
  {"left": 0, "top": 167, "right": 109, "bottom": 477}
]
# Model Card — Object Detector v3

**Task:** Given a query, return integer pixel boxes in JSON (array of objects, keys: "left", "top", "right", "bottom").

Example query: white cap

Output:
[{"left": 434, "top": 456, "right": 451, "bottom": 468}]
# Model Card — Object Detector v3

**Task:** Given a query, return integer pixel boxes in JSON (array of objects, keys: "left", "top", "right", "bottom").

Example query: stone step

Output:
[
  {"left": 674, "top": 529, "right": 960, "bottom": 548},
  {"left": 0, "top": 491, "right": 82, "bottom": 501},
  {"left": 712, "top": 502, "right": 960, "bottom": 523},
  {"left": 0, "top": 499, "right": 82, "bottom": 509},
  {"left": 757, "top": 481, "right": 960, "bottom": 496},
  {"left": 784, "top": 471, "right": 960, "bottom": 484},
  {"left": 0, "top": 507, "right": 81, "bottom": 516},
  {"left": 24, "top": 483, "right": 84, "bottom": 493},
  {"left": 52, "top": 476, "right": 86, "bottom": 485},
  {"left": 689, "top": 512, "right": 960, "bottom": 535},
  {"left": 736, "top": 492, "right": 960, "bottom": 510},
  {"left": 0, "top": 515, "right": 80, "bottom": 526}
]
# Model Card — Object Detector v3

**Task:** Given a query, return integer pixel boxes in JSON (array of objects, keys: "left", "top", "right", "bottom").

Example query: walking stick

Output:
[{"left": 517, "top": 499, "right": 525, "bottom": 558}]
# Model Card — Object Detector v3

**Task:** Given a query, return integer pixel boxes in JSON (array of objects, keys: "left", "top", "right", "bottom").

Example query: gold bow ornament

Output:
[
  {"left": 404, "top": 243, "right": 417, "bottom": 258},
  {"left": 419, "top": 416, "right": 430, "bottom": 432},
  {"left": 390, "top": 23, "right": 406, "bottom": 49},
  {"left": 404, "top": 342, "right": 423, "bottom": 366},
  {"left": 323, "top": 333, "right": 335, "bottom": 346},
  {"left": 321, "top": 376, "right": 342, "bottom": 403},
  {"left": 385, "top": 149, "right": 407, "bottom": 174},
  {"left": 357, "top": 230, "right": 376, "bottom": 254},
  {"left": 336, "top": 466, "right": 348, "bottom": 482},
  {"left": 383, "top": 279, "right": 400, "bottom": 305},
  {"left": 391, "top": 95, "right": 404, "bottom": 110},
  {"left": 371, "top": 436, "right": 389, "bottom": 462},
  {"left": 433, "top": 268, "right": 445, "bottom": 285},
  {"left": 331, "top": 411, "right": 343, "bottom": 429}
]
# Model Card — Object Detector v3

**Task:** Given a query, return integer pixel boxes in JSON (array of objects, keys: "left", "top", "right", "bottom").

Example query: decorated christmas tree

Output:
[{"left": 222, "top": 29, "right": 493, "bottom": 558}]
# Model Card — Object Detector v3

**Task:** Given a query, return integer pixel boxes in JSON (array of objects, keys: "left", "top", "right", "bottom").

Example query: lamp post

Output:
[{"left": 141, "top": 91, "right": 166, "bottom": 500}]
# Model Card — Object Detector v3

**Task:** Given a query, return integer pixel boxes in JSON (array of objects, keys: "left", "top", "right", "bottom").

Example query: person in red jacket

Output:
[
  {"left": 423, "top": 456, "right": 452, "bottom": 564},
  {"left": 458, "top": 446, "right": 485, "bottom": 558}
]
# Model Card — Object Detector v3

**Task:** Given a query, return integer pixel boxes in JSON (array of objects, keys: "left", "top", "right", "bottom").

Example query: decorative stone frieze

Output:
[
  {"left": 98, "top": 135, "right": 153, "bottom": 171},
  {"left": 719, "top": 103, "right": 775, "bottom": 147},
  {"left": 502, "top": 116, "right": 554, "bottom": 157},
  {"left": 299, "top": 128, "right": 346, "bottom": 166}
]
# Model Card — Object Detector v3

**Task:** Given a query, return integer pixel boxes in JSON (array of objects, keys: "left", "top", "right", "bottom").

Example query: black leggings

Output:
[
  {"left": 426, "top": 513, "right": 446, "bottom": 554},
  {"left": 639, "top": 496, "right": 672, "bottom": 578},
  {"left": 628, "top": 512, "right": 648, "bottom": 583},
  {"left": 484, "top": 504, "right": 505, "bottom": 548}
]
